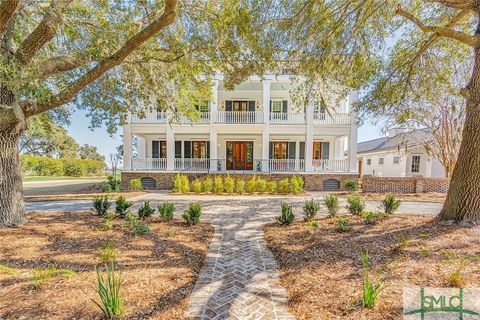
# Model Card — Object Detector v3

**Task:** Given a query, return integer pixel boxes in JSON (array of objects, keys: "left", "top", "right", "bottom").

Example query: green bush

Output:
[
  {"left": 181, "top": 175, "right": 190, "bottom": 193},
  {"left": 266, "top": 181, "right": 277, "bottom": 194},
  {"left": 62, "top": 158, "right": 87, "bottom": 176},
  {"left": 138, "top": 201, "right": 155, "bottom": 220},
  {"left": 36, "top": 157, "right": 64, "bottom": 176},
  {"left": 361, "top": 250, "right": 384, "bottom": 308},
  {"left": 344, "top": 179, "right": 359, "bottom": 192},
  {"left": 92, "top": 262, "right": 123, "bottom": 318},
  {"left": 337, "top": 216, "right": 352, "bottom": 232},
  {"left": 236, "top": 179, "right": 245, "bottom": 194},
  {"left": 256, "top": 178, "right": 267, "bottom": 193},
  {"left": 291, "top": 176, "right": 304, "bottom": 194},
  {"left": 324, "top": 194, "right": 339, "bottom": 216},
  {"left": 278, "top": 178, "right": 289, "bottom": 194},
  {"left": 381, "top": 194, "right": 401, "bottom": 214},
  {"left": 362, "top": 211, "right": 386, "bottom": 225},
  {"left": 202, "top": 177, "right": 213, "bottom": 193},
  {"left": 182, "top": 203, "right": 202, "bottom": 225},
  {"left": 158, "top": 203, "right": 174, "bottom": 222},
  {"left": 277, "top": 201, "right": 295, "bottom": 225},
  {"left": 101, "top": 213, "right": 114, "bottom": 230},
  {"left": 346, "top": 195, "right": 365, "bottom": 215},
  {"left": 114, "top": 196, "right": 133, "bottom": 218},
  {"left": 214, "top": 176, "right": 224, "bottom": 193},
  {"left": 97, "top": 241, "right": 117, "bottom": 264},
  {"left": 173, "top": 174, "right": 182, "bottom": 193},
  {"left": 93, "top": 196, "right": 111, "bottom": 216},
  {"left": 303, "top": 199, "right": 320, "bottom": 220},
  {"left": 129, "top": 179, "right": 143, "bottom": 191},
  {"left": 103, "top": 175, "right": 120, "bottom": 193},
  {"left": 246, "top": 176, "right": 257, "bottom": 193},
  {"left": 20, "top": 155, "right": 104, "bottom": 177},
  {"left": 133, "top": 221, "right": 150, "bottom": 236},
  {"left": 224, "top": 175, "right": 235, "bottom": 193},
  {"left": 192, "top": 178, "right": 202, "bottom": 193}
]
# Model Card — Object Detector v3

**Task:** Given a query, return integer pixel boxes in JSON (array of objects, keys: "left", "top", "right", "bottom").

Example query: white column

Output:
[
  {"left": 262, "top": 80, "right": 271, "bottom": 124},
  {"left": 166, "top": 125, "right": 175, "bottom": 171},
  {"left": 262, "top": 127, "right": 269, "bottom": 172},
  {"left": 122, "top": 126, "right": 132, "bottom": 170},
  {"left": 348, "top": 91, "right": 359, "bottom": 173},
  {"left": 210, "top": 80, "right": 219, "bottom": 124},
  {"left": 305, "top": 101, "right": 314, "bottom": 172},
  {"left": 209, "top": 128, "right": 218, "bottom": 171}
]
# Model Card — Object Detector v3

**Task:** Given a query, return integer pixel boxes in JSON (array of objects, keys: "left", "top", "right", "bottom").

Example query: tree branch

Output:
[
  {"left": 14, "top": 0, "right": 73, "bottom": 65},
  {"left": 396, "top": 4, "right": 478, "bottom": 47},
  {"left": 33, "top": 53, "right": 92, "bottom": 80},
  {"left": 421, "top": 0, "right": 475, "bottom": 10},
  {"left": 23, "top": 0, "right": 178, "bottom": 117},
  {"left": 0, "top": 0, "right": 21, "bottom": 41}
]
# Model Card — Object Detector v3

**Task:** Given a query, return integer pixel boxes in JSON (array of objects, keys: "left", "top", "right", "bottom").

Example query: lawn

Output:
[
  {"left": 264, "top": 215, "right": 480, "bottom": 320},
  {"left": 0, "top": 211, "right": 213, "bottom": 319},
  {"left": 22, "top": 176, "right": 108, "bottom": 182}
]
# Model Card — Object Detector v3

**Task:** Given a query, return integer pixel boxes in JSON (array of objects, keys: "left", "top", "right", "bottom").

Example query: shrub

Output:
[
  {"left": 346, "top": 195, "right": 365, "bottom": 215},
  {"left": 310, "top": 219, "right": 319, "bottom": 230},
  {"left": 256, "top": 178, "right": 267, "bottom": 193},
  {"left": 92, "top": 262, "right": 123, "bottom": 318},
  {"left": 381, "top": 194, "right": 401, "bottom": 215},
  {"left": 324, "top": 194, "right": 339, "bottom": 216},
  {"left": 247, "top": 176, "right": 257, "bottom": 193},
  {"left": 278, "top": 178, "right": 289, "bottom": 194},
  {"left": 93, "top": 196, "right": 111, "bottom": 216},
  {"left": 303, "top": 199, "right": 320, "bottom": 220},
  {"left": 277, "top": 201, "right": 295, "bottom": 225},
  {"left": 129, "top": 179, "right": 143, "bottom": 191},
  {"left": 138, "top": 201, "right": 155, "bottom": 220},
  {"left": 62, "top": 158, "right": 87, "bottom": 176},
  {"left": 192, "top": 178, "right": 202, "bottom": 193},
  {"left": 291, "top": 176, "right": 304, "bottom": 194},
  {"left": 181, "top": 175, "right": 190, "bottom": 193},
  {"left": 115, "top": 196, "right": 133, "bottom": 218},
  {"left": 214, "top": 176, "right": 224, "bottom": 193},
  {"left": 202, "top": 177, "right": 213, "bottom": 193},
  {"left": 132, "top": 221, "right": 151, "bottom": 236},
  {"left": 103, "top": 175, "right": 120, "bottom": 193},
  {"left": 224, "top": 175, "right": 235, "bottom": 193},
  {"left": 448, "top": 264, "right": 466, "bottom": 288},
  {"left": 361, "top": 250, "right": 383, "bottom": 308},
  {"left": 20, "top": 155, "right": 104, "bottom": 177},
  {"left": 236, "top": 179, "right": 245, "bottom": 194},
  {"left": 101, "top": 213, "right": 114, "bottom": 230},
  {"left": 343, "top": 179, "right": 359, "bottom": 192},
  {"left": 97, "top": 241, "right": 117, "bottom": 263},
  {"left": 37, "top": 157, "right": 64, "bottom": 176},
  {"left": 266, "top": 181, "right": 277, "bottom": 194},
  {"left": 362, "top": 211, "right": 386, "bottom": 225},
  {"left": 158, "top": 203, "right": 174, "bottom": 222},
  {"left": 337, "top": 216, "right": 352, "bottom": 232},
  {"left": 182, "top": 203, "right": 202, "bottom": 225},
  {"left": 173, "top": 174, "right": 182, "bottom": 193}
]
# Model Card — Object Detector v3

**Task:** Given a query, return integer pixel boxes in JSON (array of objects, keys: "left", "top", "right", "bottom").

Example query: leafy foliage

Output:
[
  {"left": 20, "top": 155, "right": 104, "bottom": 176},
  {"left": 97, "top": 241, "right": 117, "bottom": 264},
  {"left": 256, "top": 178, "right": 267, "bottom": 193},
  {"left": 247, "top": 176, "right": 257, "bottom": 193},
  {"left": 362, "top": 211, "right": 386, "bottom": 225},
  {"left": 103, "top": 175, "right": 121, "bottom": 193},
  {"left": 277, "top": 178, "right": 290, "bottom": 194},
  {"left": 346, "top": 195, "right": 365, "bottom": 215},
  {"left": 173, "top": 174, "right": 182, "bottom": 193},
  {"left": 343, "top": 179, "right": 359, "bottom": 192},
  {"left": 361, "top": 250, "right": 383, "bottom": 309},
  {"left": 381, "top": 194, "right": 401, "bottom": 215},
  {"left": 93, "top": 196, "right": 111, "bottom": 216},
  {"left": 129, "top": 179, "right": 143, "bottom": 191},
  {"left": 158, "top": 203, "right": 175, "bottom": 222},
  {"left": 202, "top": 177, "right": 213, "bottom": 193},
  {"left": 236, "top": 179, "right": 245, "bottom": 194},
  {"left": 92, "top": 263, "right": 123, "bottom": 318},
  {"left": 323, "top": 194, "right": 339, "bottom": 217},
  {"left": 266, "top": 181, "right": 277, "bottom": 194},
  {"left": 337, "top": 216, "right": 352, "bottom": 233},
  {"left": 224, "top": 175, "right": 235, "bottom": 193},
  {"left": 214, "top": 176, "right": 224, "bottom": 193},
  {"left": 181, "top": 175, "right": 190, "bottom": 193},
  {"left": 192, "top": 178, "right": 202, "bottom": 193},
  {"left": 277, "top": 201, "right": 295, "bottom": 225},
  {"left": 138, "top": 201, "right": 155, "bottom": 220},
  {"left": 303, "top": 199, "right": 320, "bottom": 220},
  {"left": 182, "top": 203, "right": 202, "bottom": 226},
  {"left": 115, "top": 196, "right": 133, "bottom": 218}
]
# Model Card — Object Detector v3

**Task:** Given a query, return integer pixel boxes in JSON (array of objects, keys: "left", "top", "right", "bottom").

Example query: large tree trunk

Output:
[
  {"left": 437, "top": 41, "right": 480, "bottom": 225},
  {"left": 0, "top": 132, "right": 26, "bottom": 227}
]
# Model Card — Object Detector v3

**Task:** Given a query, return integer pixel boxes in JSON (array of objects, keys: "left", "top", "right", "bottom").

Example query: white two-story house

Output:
[{"left": 121, "top": 73, "right": 358, "bottom": 191}]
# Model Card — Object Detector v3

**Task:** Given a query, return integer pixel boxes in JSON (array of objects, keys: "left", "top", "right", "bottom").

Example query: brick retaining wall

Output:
[
  {"left": 362, "top": 175, "right": 450, "bottom": 194},
  {"left": 121, "top": 171, "right": 358, "bottom": 192}
]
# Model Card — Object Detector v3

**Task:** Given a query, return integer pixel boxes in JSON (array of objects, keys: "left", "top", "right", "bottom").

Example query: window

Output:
[
  {"left": 314, "top": 101, "right": 326, "bottom": 114},
  {"left": 272, "top": 141, "right": 288, "bottom": 159},
  {"left": 411, "top": 155, "right": 421, "bottom": 173},
  {"left": 271, "top": 101, "right": 283, "bottom": 113},
  {"left": 313, "top": 141, "right": 330, "bottom": 160},
  {"left": 393, "top": 156, "right": 400, "bottom": 164},
  {"left": 195, "top": 101, "right": 209, "bottom": 113},
  {"left": 366, "top": 159, "right": 371, "bottom": 165},
  {"left": 152, "top": 141, "right": 167, "bottom": 158},
  {"left": 379, "top": 157, "right": 384, "bottom": 165}
]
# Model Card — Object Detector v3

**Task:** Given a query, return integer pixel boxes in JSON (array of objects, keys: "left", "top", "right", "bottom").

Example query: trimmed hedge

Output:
[{"left": 21, "top": 155, "right": 105, "bottom": 177}]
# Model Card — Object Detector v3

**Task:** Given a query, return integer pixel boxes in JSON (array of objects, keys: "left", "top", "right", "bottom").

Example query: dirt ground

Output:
[
  {"left": 0, "top": 211, "right": 213, "bottom": 319},
  {"left": 264, "top": 215, "right": 480, "bottom": 320}
]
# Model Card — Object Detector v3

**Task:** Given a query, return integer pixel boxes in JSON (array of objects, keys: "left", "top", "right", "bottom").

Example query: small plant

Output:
[
  {"left": 182, "top": 202, "right": 202, "bottom": 225},
  {"left": 303, "top": 199, "right": 320, "bottom": 220},
  {"left": 173, "top": 174, "right": 182, "bottom": 193},
  {"left": 266, "top": 181, "right": 277, "bottom": 194},
  {"left": 202, "top": 177, "right": 213, "bottom": 193},
  {"left": 138, "top": 201, "right": 155, "bottom": 220},
  {"left": 97, "top": 241, "right": 117, "bottom": 263},
  {"left": 361, "top": 250, "right": 383, "bottom": 308},
  {"left": 123, "top": 211, "right": 136, "bottom": 227},
  {"left": 343, "top": 179, "right": 359, "bottom": 192},
  {"left": 192, "top": 178, "right": 202, "bottom": 193},
  {"left": 362, "top": 211, "right": 386, "bottom": 225},
  {"left": 101, "top": 212, "right": 115, "bottom": 230},
  {"left": 115, "top": 196, "right": 133, "bottom": 218},
  {"left": 181, "top": 175, "right": 190, "bottom": 193},
  {"left": 277, "top": 201, "right": 295, "bottom": 225},
  {"left": 346, "top": 195, "right": 365, "bottom": 215},
  {"left": 236, "top": 179, "right": 245, "bottom": 194},
  {"left": 381, "top": 194, "right": 401, "bottom": 215},
  {"left": 214, "top": 176, "right": 224, "bottom": 193},
  {"left": 0, "top": 263, "right": 17, "bottom": 275},
  {"left": 337, "top": 216, "right": 352, "bottom": 232},
  {"left": 132, "top": 221, "right": 151, "bottom": 236},
  {"left": 247, "top": 175, "right": 257, "bottom": 193},
  {"left": 310, "top": 219, "right": 319, "bottom": 230},
  {"left": 92, "top": 262, "right": 123, "bottom": 318},
  {"left": 158, "top": 202, "right": 174, "bottom": 222},
  {"left": 129, "top": 179, "right": 143, "bottom": 191},
  {"left": 224, "top": 175, "right": 235, "bottom": 193},
  {"left": 93, "top": 196, "right": 111, "bottom": 216},
  {"left": 32, "top": 266, "right": 76, "bottom": 289},
  {"left": 256, "top": 178, "right": 267, "bottom": 193},
  {"left": 324, "top": 194, "right": 339, "bottom": 216},
  {"left": 448, "top": 264, "right": 467, "bottom": 288},
  {"left": 290, "top": 176, "right": 304, "bottom": 194},
  {"left": 103, "top": 175, "right": 120, "bottom": 193},
  {"left": 278, "top": 178, "right": 290, "bottom": 194}
]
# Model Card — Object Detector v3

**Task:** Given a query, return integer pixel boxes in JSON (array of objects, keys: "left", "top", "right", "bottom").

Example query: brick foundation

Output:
[
  {"left": 121, "top": 171, "right": 358, "bottom": 192},
  {"left": 362, "top": 175, "right": 450, "bottom": 194}
]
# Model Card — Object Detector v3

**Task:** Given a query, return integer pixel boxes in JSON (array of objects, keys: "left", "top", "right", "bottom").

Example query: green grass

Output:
[
  {"left": 0, "top": 263, "right": 17, "bottom": 275},
  {"left": 23, "top": 176, "right": 108, "bottom": 182},
  {"left": 32, "top": 266, "right": 76, "bottom": 289}
]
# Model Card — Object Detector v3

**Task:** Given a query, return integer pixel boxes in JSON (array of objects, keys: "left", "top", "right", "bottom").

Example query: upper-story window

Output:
[
  {"left": 271, "top": 101, "right": 283, "bottom": 113},
  {"left": 314, "top": 101, "right": 326, "bottom": 114},
  {"left": 378, "top": 157, "right": 384, "bottom": 165},
  {"left": 195, "top": 101, "right": 209, "bottom": 113},
  {"left": 366, "top": 159, "right": 371, "bottom": 165},
  {"left": 393, "top": 156, "right": 400, "bottom": 164}
]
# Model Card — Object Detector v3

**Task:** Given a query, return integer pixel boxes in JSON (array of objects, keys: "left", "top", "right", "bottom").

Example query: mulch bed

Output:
[
  {"left": 341, "top": 192, "right": 446, "bottom": 203},
  {"left": 0, "top": 211, "right": 213, "bottom": 319},
  {"left": 264, "top": 215, "right": 480, "bottom": 319}
]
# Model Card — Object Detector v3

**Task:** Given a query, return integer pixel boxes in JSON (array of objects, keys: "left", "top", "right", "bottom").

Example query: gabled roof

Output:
[{"left": 357, "top": 128, "right": 433, "bottom": 154}]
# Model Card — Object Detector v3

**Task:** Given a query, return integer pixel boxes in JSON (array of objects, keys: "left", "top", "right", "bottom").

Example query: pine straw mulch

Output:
[
  {"left": 337, "top": 192, "right": 446, "bottom": 203},
  {"left": 24, "top": 191, "right": 145, "bottom": 202},
  {"left": 264, "top": 215, "right": 480, "bottom": 320},
  {"left": 0, "top": 211, "right": 214, "bottom": 319}
]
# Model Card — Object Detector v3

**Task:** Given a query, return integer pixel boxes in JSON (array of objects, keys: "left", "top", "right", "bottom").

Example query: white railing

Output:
[
  {"left": 313, "top": 112, "right": 351, "bottom": 125},
  {"left": 181, "top": 112, "right": 210, "bottom": 124},
  {"left": 131, "top": 158, "right": 167, "bottom": 170},
  {"left": 269, "top": 159, "right": 305, "bottom": 172},
  {"left": 214, "top": 111, "right": 264, "bottom": 124},
  {"left": 312, "top": 159, "right": 349, "bottom": 172},
  {"left": 130, "top": 111, "right": 167, "bottom": 124},
  {"left": 270, "top": 112, "right": 306, "bottom": 124},
  {"left": 175, "top": 158, "right": 210, "bottom": 171}
]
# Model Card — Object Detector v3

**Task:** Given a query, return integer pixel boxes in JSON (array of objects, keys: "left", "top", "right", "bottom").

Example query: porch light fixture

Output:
[{"left": 220, "top": 100, "right": 225, "bottom": 109}]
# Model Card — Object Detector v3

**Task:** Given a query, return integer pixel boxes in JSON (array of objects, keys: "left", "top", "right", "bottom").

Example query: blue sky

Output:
[{"left": 66, "top": 110, "right": 385, "bottom": 160}]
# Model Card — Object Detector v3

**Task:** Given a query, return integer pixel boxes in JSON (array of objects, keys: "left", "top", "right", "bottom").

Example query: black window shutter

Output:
[
  {"left": 282, "top": 100, "right": 288, "bottom": 113},
  {"left": 269, "top": 100, "right": 272, "bottom": 112},
  {"left": 322, "top": 142, "right": 330, "bottom": 159},
  {"left": 175, "top": 141, "right": 181, "bottom": 158},
  {"left": 152, "top": 141, "right": 159, "bottom": 158},
  {"left": 288, "top": 142, "right": 296, "bottom": 159},
  {"left": 299, "top": 142, "right": 305, "bottom": 159},
  {"left": 248, "top": 101, "right": 255, "bottom": 112},
  {"left": 207, "top": 141, "right": 210, "bottom": 158},
  {"left": 269, "top": 142, "right": 273, "bottom": 159},
  {"left": 225, "top": 100, "right": 232, "bottom": 112},
  {"left": 184, "top": 141, "right": 192, "bottom": 158}
]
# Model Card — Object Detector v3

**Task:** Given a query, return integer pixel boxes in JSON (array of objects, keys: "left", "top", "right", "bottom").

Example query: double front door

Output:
[{"left": 226, "top": 141, "right": 254, "bottom": 170}]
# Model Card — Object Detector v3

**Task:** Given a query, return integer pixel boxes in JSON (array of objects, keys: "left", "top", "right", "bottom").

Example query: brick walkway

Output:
[{"left": 185, "top": 198, "right": 295, "bottom": 320}]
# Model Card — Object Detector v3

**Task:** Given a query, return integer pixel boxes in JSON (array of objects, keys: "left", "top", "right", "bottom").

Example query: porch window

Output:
[
  {"left": 313, "top": 141, "right": 330, "bottom": 160},
  {"left": 272, "top": 141, "right": 288, "bottom": 159},
  {"left": 152, "top": 141, "right": 167, "bottom": 158},
  {"left": 411, "top": 155, "right": 421, "bottom": 173},
  {"left": 184, "top": 141, "right": 210, "bottom": 159},
  {"left": 271, "top": 101, "right": 283, "bottom": 113}
]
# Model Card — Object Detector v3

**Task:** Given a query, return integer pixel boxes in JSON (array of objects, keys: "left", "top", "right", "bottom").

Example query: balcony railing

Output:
[
  {"left": 131, "top": 158, "right": 167, "bottom": 170},
  {"left": 180, "top": 112, "right": 210, "bottom": 124},
  {"left": 213, "top": 111, "right": 264, "bottom": 124},
  {"left": 313, "top": 112, "right": 351, "bottom": 125},
  {"left": 268, "top": 159, "right": 305, "bottom": 172},
  {"left": 312, "top": 159, "right": 349, "bottom": 172},
  {"left": 175, "top": 158, "right": 211, "bottom": 171},
  {"left": 130, "top": 111, "right": 167, "bottom": 124},
  {"left": 270, "top": 112, "right": 306, "bottom": 124}
]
